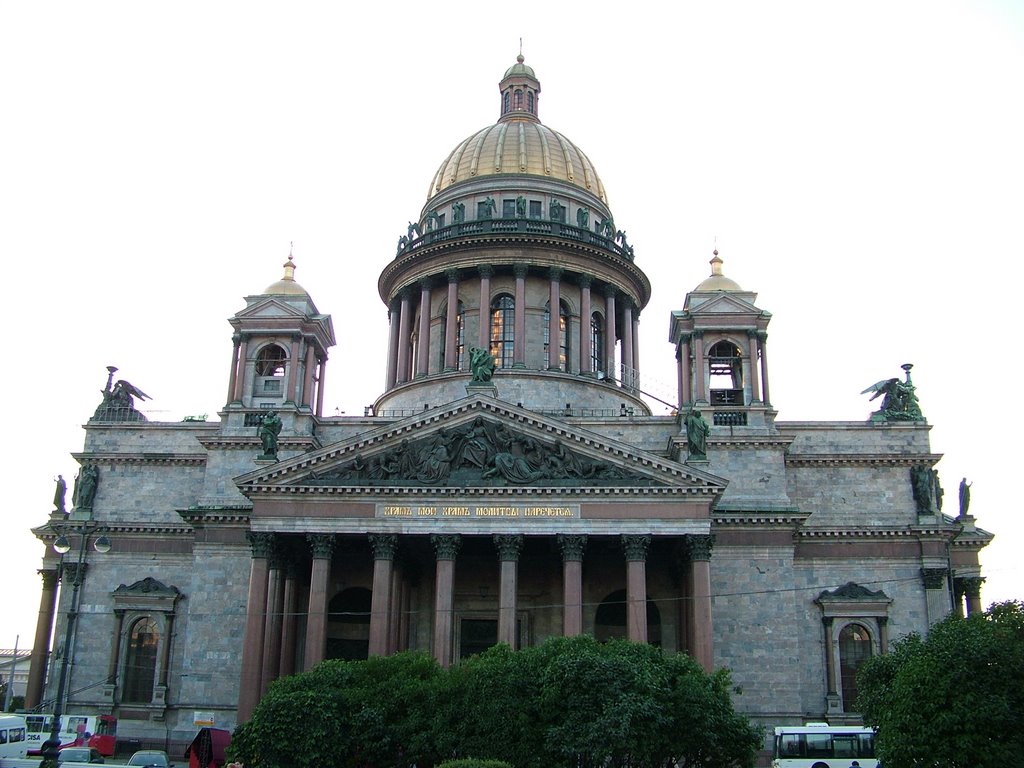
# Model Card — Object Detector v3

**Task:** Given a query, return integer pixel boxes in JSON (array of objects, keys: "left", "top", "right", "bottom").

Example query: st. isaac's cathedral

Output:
[{"left": 26, "top": 55, "right": 991, "bottom": 750}]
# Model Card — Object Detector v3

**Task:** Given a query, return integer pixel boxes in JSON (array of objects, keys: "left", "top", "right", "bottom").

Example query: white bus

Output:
[
  {"left": 772, "top": 724, "right": 877, "bottom": 768},
  {"left": 0, "top": 714, "right": 29, "bottom": 759},
  {"left": 23, "top": 714, "right": 117, "bottom": 756}
]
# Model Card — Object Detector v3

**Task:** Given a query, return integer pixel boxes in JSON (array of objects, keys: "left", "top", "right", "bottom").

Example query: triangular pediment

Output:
[
  {"left": 234, "top": 297, "right": 311, "bottom": 320},
  {"left": 685, "top": 292, "right": 762, "bottom": 316},
  {"left": 235, "top": 397, "right": 727, "bottom": 498}
]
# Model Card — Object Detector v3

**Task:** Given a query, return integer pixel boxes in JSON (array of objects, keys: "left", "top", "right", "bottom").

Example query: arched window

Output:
[
  {"left": 528, "top": 92, "right": 534, "bottom": 113},
  {"left": 327, "top": 587, "right": 371, "bottom": 661},
  {"left": 123, "top": 618, "right": 160, "bottom": 703},
  {"left": 591, "top": 313, "right": 605, "bottom": 374},
  {"left": 839, "top": 623, "right": 872, "bottom": 712},
  {"left": 440, "top": 301, "right": 466, "bottom": 370},
  {"left": 543, "top": 300, "right": 569, "bottom": 371},
  {"left": 514, "top": 89, "right": 523, "bottom": 109},
  {"left": 503, "top": 92, "right": 510, "bottom": 114},
  {"left": 594, "top": 589, "right": 661, "bottom": 646},
  {"left": 708, "top": 339, "right": 743, "bottom": 405},
  {"left": 255, "top": 344, "right": 287, "bottom": 376},
  {"left": 490, "top": 295, "right": 515, "bottom": 369}
]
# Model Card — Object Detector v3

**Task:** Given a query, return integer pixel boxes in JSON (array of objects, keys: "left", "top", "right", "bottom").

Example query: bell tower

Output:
[
  {"left": 224, "top": 255, "right": 336, "bottom": 416},
  {"left": 669, "top": 251, "right": 774, "bottom": 429}
]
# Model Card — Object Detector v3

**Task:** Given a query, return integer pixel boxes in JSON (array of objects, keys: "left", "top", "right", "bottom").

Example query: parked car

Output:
[
  {"left": 127, "top": 749, "right": 174, "bottom": 768},
  {"left": 57, "top": 746, "right": 105, "bottom": 764}
]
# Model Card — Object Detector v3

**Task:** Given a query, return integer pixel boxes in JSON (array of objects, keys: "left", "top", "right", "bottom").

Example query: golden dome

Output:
[
  {"left": 694, "top": 251, "right": 743, "bottom": 292},
  {"left": 425, "top": 55, "right": 607, "bottom": 203},
  {"left": 262, "top": 255, "right": 310, "bottom": 296}
]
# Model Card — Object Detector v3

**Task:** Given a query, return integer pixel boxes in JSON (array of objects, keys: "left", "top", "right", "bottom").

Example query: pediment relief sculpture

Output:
[{"left": 301, "top": 416, "right": 665, "bottom": 488}]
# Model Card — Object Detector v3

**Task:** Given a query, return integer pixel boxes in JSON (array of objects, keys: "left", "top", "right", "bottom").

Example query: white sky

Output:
[{"left": 2, "top": 1, "right": 1022, "bottom": 653}]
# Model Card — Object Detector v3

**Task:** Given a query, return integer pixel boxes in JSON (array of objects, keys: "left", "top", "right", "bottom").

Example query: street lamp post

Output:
[{"left": 39, "top": 524, "right": 111, "bottom": 768}]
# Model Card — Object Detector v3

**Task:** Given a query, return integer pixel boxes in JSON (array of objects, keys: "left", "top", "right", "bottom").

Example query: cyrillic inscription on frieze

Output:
[{"left": 377, "top": 503, "right": 579, "bottom": 520}]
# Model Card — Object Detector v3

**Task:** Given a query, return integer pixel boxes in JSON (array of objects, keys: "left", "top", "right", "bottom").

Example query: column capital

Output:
[
  {"left": 232, "top": 333, "right": 242, "bottom": 344},
  {"left": 603, "top": 284, "right": 618, "bottom": 298},
  {"left": 446, "top": 268, "right": 460, "bottom": 284},
  {"left": 921, "top": 567, "right": 948, "bottom": 590},
  {"left": 62, "top": 562, "right": 88, "bottom": 584},
  {"left": 692, "top": 329, "right": 705, "bottom": 340},
  {"left": 960, "top": 575, "right": 985, "bottom": 598},
  {"left": 578, "top": 274, "right": 593, "bottom": 289},
  {"left": 419, "top": 277, "right": 433, "bottom": 291},
  {"left": 685, "top": 534, "right": 714, "bottom": 561},
  {"left": 369, "top": 533, "right": 399, "bottom": 561},
  {"left": 478, "top": 264, "right": 493, "bottom": 279},
  {"left": 756, "top": 330, "right": 768, "bottom": 341},
  {"left": 307, "top": 533, "right": 335, "bottom": 560},
  {"left": 431, "top": 534, "right": 462, "bottom": 561},
  {"left": 38, "top": 568, "right": 59, "bottom": 590},
  {"left": 493, "top": 534, "right": 524, "bottom": 562},
  {"left": 746, "top": 329, "right": 758, "bottom": 339},
  {"left": 246, "top": 531, "right": 275, "bottom": 559},
  {"left": 513, "top": 263, "right": 529, "bottom": 280},
  {"left": 557, "top": 534, "right": 587, "bottom": 562},
  {"left": 821, "top": 616, "right": 834, "bottom": 629},
  {"left": 548, "top": 266, "right": 564, "bottom": 281},
  {"left": 621, "top": 534, "right": 651, "bottom": 562}
]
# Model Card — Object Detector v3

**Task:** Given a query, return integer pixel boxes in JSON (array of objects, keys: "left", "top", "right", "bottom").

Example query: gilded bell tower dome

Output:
[{"left": 377, "top": 55, "right": 650, "bottom": 416}]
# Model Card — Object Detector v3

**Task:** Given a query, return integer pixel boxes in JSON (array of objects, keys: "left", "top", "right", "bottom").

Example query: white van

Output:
[{"left": 0, "top": 714, "right": 29, "bottom": 759}]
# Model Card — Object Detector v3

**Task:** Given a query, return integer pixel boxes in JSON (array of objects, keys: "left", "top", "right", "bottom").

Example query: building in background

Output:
[{"left": 26, "top": 56, "right": 991, "bottom": 749}]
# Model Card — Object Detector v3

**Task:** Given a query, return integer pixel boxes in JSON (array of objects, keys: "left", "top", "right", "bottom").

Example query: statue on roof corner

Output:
[
  {"left": 258, "top": 411, "right": 283, "bottom": 460},
  {"left": 469, "top": 346, "right": 496, "bottom": 383},
  {"left": 685, "top": 407, "right": 710, "bottom": 461},
  {"left": 92, "top": 366, "right": 151, "bottom": 422},
  {"left": 861, "top": 363, "right": 924, "bottom": 422}
]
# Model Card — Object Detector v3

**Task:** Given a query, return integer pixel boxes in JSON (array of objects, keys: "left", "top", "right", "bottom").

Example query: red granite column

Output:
[
  {"left": 693, "top": 332, "right": 707, "bottom": 402},
  {"left": 579, "top": 276, "right": 592, "bottom": 375},
  {"left": 416, "top": 279, "right": 432, "bottom": 378},
  {"left": 478, "top": 265, "right": 492, "bottom": 349},
  {"left": 25, "top": 568, "right": 59, "bottom": 709},
  {"left": 678, "top": 335, "right": 692, "bottom": 407},
  {"left": 396, "top": 291, "right": 412, "bottom": 384},
  {"left": 314, "top": 355, "right": 327, "bottom": 418},
  {"left": 444, "top": 270, "right": 459, "bottom": 371},
  {"left": 494, "top": 535, "right": 524, "bottom": 648},
  {"left": 431, "top": 534, "right": 461, "bottom": 668},
  {"left": 558, "top": 535, "right": 587, "bottom": 637},
  {"left": 963, "top": 576, "right": 985, "bottom": 616},
  {"left": 302, "top": 341, "right": 316, "bottom": 408},
  {"left": 757, "top": 331, "right": 770, "bottom": 406},
  {"left": 368, "top": 534, "right": 398, "bottom": 657},
  {"left": 386, "top": 304, "right": 401, "bottom": 390},
  {"left": 623, "top": 535, "right": 651, "bottom": 644},
  {"left": 237, "top": 532, "right": 272, "bottom": 722},
  {"left": 260, "top": 545, "right": 284, "bottom": 696},
  {"left": 632, "top": 310, "right": 640, "bottom": 391},
  {"left": 226, "top": 334, "right": 241, "bottom": 406},
  {"left": 232, "top": 335, "right": 250, "bottom": 402},
  {"left": 303, "top": 534, "right": 335, "bottom": 671},
  {"left": 388, "top": 564, "right": 404, "bottom": 654},
  {"left": 548, "top": 268, "right": 562, "bottom": 370},
  {"left": 604, "top": 287, "right": 617, "bottom": 382},
  {"left": 286, "top": 335, "right": 301, "bottom": 403},
  {"left": 688, "top": 534, "right": 715, "bottom": 672},
  {"left": 746, "top": 330, "right": 761, "bottom": 403},
  {"left": 622, "top": 302, "right": 634, "bottom": 390},
  {"left": 279, "top": 560, "right": 299, "bottom": 677},
  {"left": 513, "top": 264, "right": 527, "bottom": 368}
]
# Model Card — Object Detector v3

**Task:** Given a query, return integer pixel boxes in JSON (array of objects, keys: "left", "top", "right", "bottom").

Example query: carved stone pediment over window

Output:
[{"left": 112, "top": 577, "right": 183, "bottom": 613}]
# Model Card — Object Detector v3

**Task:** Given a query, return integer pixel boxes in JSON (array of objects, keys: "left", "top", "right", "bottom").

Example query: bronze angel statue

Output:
[{"left": 861, "top": 364, "right": 924, "bottom": 422}]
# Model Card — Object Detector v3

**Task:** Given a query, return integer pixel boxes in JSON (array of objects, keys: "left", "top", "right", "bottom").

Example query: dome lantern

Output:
[{"left": 498, "top": 53, "right": 540, "bottom": 123}]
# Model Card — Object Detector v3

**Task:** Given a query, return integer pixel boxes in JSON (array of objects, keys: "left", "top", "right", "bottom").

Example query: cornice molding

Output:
[
  {"left": 197, "top": 436, "right": 322, "bottom": 451},
  {"left": 785, "top": 453, "right": 943, "bottom": 468},
  {"left": 71, "top": 452, "right": 206, "bottom": 466}
]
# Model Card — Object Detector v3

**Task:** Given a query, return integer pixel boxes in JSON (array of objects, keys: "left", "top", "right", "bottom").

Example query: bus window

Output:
[
  {"left": 805, "top": 734, "right": 831, "bottom": 757},
  {"left": 779, "top": 735, "right": 802, "bottom": 756},
  {"left": 833, "top": 735, "right": 857, "bottom": 757}
]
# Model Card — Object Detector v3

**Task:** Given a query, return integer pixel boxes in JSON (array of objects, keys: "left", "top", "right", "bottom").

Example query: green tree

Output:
[
  {"left": 857, "top": 601, "right": 1024, "bottom": 768},
  {"left": 230, "top": 637, "right": 759, "bottom": 768}
]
